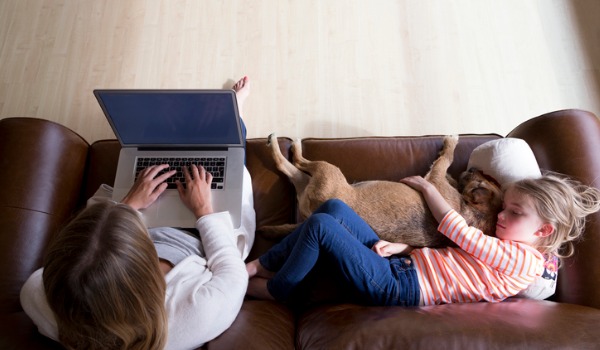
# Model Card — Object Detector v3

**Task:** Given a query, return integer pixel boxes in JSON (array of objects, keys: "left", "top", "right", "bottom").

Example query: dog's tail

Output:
[
  {"left": 267, "top": 132, "right": 294, "bottom": 173},
  {"left": 258, "top": 223, "right": 299, "bottom": 239},
  {"left": 268, "top": 133, "right": 312, "bottom": 191}
]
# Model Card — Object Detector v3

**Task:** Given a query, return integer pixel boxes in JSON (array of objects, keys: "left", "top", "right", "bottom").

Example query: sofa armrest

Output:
[
  {"left": 82, "top": 140, "right": 121, "bottom": 203},
  {"left": 508, "top": 109, "right": 600, "bottom": 309},
  {"left": 0, "top": 118, "right": 89, "bottom": 313}
]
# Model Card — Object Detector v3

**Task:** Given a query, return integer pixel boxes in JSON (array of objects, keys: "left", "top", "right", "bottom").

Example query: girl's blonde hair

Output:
[
  {"left": 506, "top": 172, "right": 600, "bottom": 260},
  {"left": 43, "top": 201, "right": 168, "bottom": 350}
]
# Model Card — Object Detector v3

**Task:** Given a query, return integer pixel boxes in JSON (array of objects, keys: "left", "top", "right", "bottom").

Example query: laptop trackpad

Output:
[{"left": 141, "top": 192, "right": 196, "bottom": 228}]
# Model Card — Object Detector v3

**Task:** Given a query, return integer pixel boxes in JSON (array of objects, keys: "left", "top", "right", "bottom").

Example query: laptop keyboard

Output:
[{"left": 135, "top": 156, "right": 226, "bottom": 190}]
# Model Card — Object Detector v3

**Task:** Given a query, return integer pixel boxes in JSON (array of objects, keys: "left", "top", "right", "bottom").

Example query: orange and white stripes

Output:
[{"left": 410, "top": 210, "right": 544, "bottom": 305}]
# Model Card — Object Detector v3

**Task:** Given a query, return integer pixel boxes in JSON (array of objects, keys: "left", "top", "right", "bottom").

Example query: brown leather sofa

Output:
[{"left": 1, "top": 109, "right": 599, "bottom": 349}]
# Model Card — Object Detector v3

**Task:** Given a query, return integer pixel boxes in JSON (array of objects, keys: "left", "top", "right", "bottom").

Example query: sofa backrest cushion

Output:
[{"left": 301, "top": 135, "right": 500, "bottom": 184}]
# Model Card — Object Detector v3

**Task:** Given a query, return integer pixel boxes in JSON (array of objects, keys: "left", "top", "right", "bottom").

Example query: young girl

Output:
[
  {"left": 246, "top": 172, "right": 600, "bottom": 306},
  {"left": 20, "top": 77, "right": 256, "bottom": 350}
]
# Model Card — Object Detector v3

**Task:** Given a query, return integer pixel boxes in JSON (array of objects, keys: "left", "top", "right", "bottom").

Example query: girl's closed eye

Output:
[{"left": 495, "top": 187, "right": 547, "bottom": 243}]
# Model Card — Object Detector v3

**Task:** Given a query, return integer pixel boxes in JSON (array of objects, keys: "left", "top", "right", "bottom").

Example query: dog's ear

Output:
[
  {"left": 464, "top": 181, "right": 503, "bottom": 214},
  {"left": 458, "top": 168, "right": 478, "bottom": 192},
  {"left": 466, "top": 187, "right": 492, "bottom": 205}
]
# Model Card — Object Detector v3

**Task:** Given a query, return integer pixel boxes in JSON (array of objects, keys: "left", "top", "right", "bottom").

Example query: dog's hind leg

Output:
[
  {"left": 425, "top": 135, "right": 459, "bottom": 186},
  {"left": 268, "top": 133, "right": 310, "bottom": 193},
  {"left": 424, "top": 135, "right": 464, "bottom": 216},
  {"left": 291, "top": 139, "right": 310, "bottom": 167}
]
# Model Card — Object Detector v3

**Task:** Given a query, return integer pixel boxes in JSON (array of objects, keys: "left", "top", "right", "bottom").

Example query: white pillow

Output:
[
  {"left": 516, "top": 255, "right": 558, "bottom": 300},
  {"left": 468, "top": 138, "right": 556, "bottom": 300},
  {"left": 468, "top": 138, "right": 541, "bottom": 186}
]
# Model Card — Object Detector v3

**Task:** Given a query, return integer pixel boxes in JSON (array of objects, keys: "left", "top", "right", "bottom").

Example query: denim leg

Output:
[
  {"left": 258, "top": 223, "right": 305, "bottom": 273},
  {"left": 240, "top": 118, "right": 247, "bottom": 164},
  {"left": 266, "top": 207, "right": 402, "bottom": 305},
  {"left": 259, "top": 199, "right": 379, "bottom": 272},
  {"left": 312, "top": 199, "right": 381, "bottom": 247}
]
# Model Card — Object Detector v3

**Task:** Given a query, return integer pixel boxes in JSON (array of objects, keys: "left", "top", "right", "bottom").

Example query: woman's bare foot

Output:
[
  {"left": 246, "top": 259, "right": 275, "bottom": 279},
  {"left": 232, "top": 76, "right": 250, "bottom": 112}
]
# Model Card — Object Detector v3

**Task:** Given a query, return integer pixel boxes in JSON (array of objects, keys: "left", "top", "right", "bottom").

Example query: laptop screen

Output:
[{"left": 94, "top": 90, "right": 243, "bottom": 147}]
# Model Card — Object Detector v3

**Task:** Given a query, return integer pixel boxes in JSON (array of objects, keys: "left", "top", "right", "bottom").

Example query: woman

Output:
[{"left": 20, "top": 77, "right": 255, "bottom": 349}]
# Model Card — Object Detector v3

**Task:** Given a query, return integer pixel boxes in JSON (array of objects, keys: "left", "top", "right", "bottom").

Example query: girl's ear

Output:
[{"left": 536, "top": 223, "right": 555, "bottom": 237}]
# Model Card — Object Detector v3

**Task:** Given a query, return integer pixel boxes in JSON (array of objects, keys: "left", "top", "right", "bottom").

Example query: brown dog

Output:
[{"left": 263, "top": 134, "right": 502, "bottom": 248}]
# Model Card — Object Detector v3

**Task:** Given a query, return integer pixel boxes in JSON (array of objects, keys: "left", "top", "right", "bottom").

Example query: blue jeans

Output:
[
  {"left": 240, "top": 118, "right": 247, "bottom": 163},
  {"left": 259, "top": 199, "right": 420, "bottom": 306},
  {"left": 240, "top": 118, "right": 247, "bottom": 145}
]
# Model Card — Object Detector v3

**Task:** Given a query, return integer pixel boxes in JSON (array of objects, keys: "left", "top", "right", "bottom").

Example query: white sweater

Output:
[{"left": 20, "top": 168, "right": 255, "bottom": 350}]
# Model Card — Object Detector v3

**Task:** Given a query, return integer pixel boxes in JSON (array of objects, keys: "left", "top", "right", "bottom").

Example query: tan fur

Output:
[{"left": 263, "top": 134, "right": 502, "bottom": 248}]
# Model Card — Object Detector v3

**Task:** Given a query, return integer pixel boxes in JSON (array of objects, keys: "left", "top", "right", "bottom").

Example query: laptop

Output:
[{"left": 93, "top": 89, "right": 245, "bottom": 228}]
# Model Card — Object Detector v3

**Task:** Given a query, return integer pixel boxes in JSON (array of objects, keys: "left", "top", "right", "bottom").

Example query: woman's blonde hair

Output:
[
  {"left": 506, "top": 172, "right": 600, "bottom": 260},
  {"left": 43, "top": 201, "right": 168, "bottom": 350}
]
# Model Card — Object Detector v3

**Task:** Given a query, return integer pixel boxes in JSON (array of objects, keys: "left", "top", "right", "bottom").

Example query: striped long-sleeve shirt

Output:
[{"left": 410, "top": 209, "right": 544, "bottom": 305}]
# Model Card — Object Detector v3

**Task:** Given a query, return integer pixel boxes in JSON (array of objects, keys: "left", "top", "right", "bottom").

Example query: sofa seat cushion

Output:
[
  {"left": 207, "top": 300, "right": 296, "bottom": 350},
  {"left": 296, "top": 299, "right": 600, "bottom": 349},
  {"left": 0, "top": 312, "right": 62, "bottom": 349}
]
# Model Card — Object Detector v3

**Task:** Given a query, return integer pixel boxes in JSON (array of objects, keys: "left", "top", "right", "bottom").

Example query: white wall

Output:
[{"left": 0, "top": 0, "right": 598, "bottom": 142}]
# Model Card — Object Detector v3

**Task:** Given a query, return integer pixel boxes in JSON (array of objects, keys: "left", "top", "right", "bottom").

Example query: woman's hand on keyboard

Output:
[
  {"left": 121, "top": 164, "right": 176, "bottom": 210},
  {"left": 176, "top": 164, "right": 214, "bottom": 219}
]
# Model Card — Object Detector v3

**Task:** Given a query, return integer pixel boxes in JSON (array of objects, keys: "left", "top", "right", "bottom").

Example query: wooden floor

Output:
[{"left": 0, "top": 0, "right": 599, "bottom": 143}]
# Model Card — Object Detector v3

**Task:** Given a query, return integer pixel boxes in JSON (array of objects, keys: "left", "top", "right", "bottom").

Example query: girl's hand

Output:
[
  {"left": 121, "top": 164, "right": 176, "bottom": 210},
  {"left": 400, "top": 175, "right": 433, "bottom": 193},
  {"left": 372, "top": 240, "right": 413, "bottom": 257},
  {"left": 401, "top": 175, "right": 452, "bottom": 223},
  {"left": 176, "top": 164, "right": 214, "bottom": 219}
]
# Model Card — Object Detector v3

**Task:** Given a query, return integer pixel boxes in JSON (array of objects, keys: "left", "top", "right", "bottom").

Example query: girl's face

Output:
[{"left": 496, "top": 187, "right": 550, "bottom": 244}]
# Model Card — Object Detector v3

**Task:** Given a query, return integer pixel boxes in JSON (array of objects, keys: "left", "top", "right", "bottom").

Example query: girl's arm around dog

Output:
[{"left": 401, "top": 176, "right": 452, "bottom": 223}]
